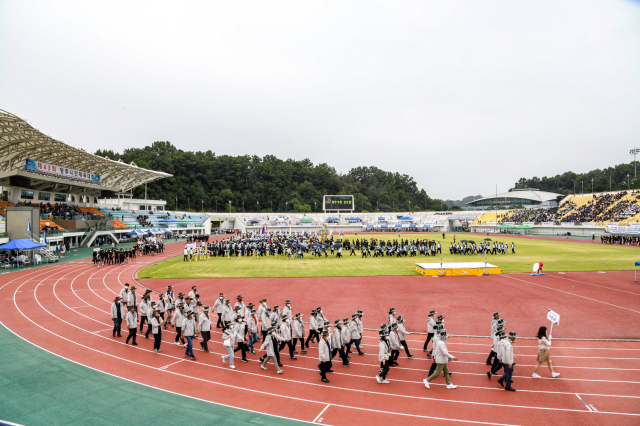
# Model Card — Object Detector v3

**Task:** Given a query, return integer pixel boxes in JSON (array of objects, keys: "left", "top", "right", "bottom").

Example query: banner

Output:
[
  {"left": 26, "top": 158, "right": 100, "bottom": 185},
  {"left": 523, "top": 222, "right": 535, "bottom": 226},
  {"left": 606, "top": 223, "right": 619, "bottom": 226},
  {"left": 560, "top": 222, "right": 575, "bottom": 226},
  {"left": 168, "top": 224, "right": 177, "bottom": 229},
  {"left": 606, "top": 225, "right": 640, "bottom": 234},
  {"left": 581, "top": 222, "right": 596, "bottom": 226},
  {"left": 504, "top": 222, "right": 515, "bottom": 225},
  {"left": 542, "top": 222, "right": 555, "bottom": 226},
  {"left": 186, "top": 223, "right": 195, "bottom": 228}
]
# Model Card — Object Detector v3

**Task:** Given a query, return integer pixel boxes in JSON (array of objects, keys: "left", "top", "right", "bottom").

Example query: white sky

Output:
[{"left": 1, "top": 0, "right": 639, "bottom": 199}]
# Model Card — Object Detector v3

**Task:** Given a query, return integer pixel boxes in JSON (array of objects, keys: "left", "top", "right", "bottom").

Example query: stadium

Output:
[{"left": 1, "top": 2, "right": 640, "bottom": 426}]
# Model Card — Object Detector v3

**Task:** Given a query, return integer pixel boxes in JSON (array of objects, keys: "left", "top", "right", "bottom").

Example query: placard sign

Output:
[{"left": 547, "top": 309, "right": 560, "bottom": 325}]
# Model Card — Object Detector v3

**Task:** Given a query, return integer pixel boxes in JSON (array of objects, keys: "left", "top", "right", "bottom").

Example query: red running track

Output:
[{"left": 1, "top": 239, "right": 639, "bottom": 425}]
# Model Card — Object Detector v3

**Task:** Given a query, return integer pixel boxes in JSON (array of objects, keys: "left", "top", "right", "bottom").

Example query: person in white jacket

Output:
[
  {"left": 318, "top": 330, "right": 332, "bottom": 383},
  {"left": 423, "top": 310, "right": 437, "bottom": 354},
  {"left": 345, "top": 314, "right": 364, "bottom": 356},
  {"left": 198, "top": 306, "right": 212, "bottom": 353},
  {"left": 305, "top": 310, "right": 319, "bottom": 348},
  {"left": 278, "top": 315, "right": 297, "bottom": 360},
  {"left": 388, "top": 323, "right": 401, "bottom": 366},
  {"left": 498, "top": 331, "right": 518, "bottom": 391},
  {"left": 533, "top": 326, "right": 560, "bottom": 378},
  {"left": 376, "top": 331, "right": 391, "bottom": 384},
  {"left": 397, "top": 315, "right": 414, "bottom": 359},
  {"left": 125, "top": 306, "right": 138, "bottom": 345},
  {"left": 150, "top": 310, "right": 165, "bottom": 353},
  {"left": 233, "top": 315, "right": 249, "bottom": 362},
  {"left": 292, "top": 313, "right": 307, "bottom": 354},
  {"left": 424, "top": 330, "right": 457, "bottom": 389},
  {"left": 110, "top": 296, "right": 125, "bottom": 337},
  {"left": 213, "top": 293, "right": 225, "bottom": 328},
  {"left": 259, "top": 326, "right": 283, "bottom": 374},
  {"left": 171, "top": 304, "right": 187, "bottom": 346}
]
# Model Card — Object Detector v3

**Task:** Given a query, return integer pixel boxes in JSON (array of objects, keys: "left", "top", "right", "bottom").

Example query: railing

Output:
[{"left": 40, "top": 214, "right": 105, "bottom": 221}]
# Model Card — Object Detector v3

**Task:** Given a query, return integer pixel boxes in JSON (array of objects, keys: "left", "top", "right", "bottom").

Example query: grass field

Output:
[{"left": 139, "top": 234, "right": 639, "bottom": 279}]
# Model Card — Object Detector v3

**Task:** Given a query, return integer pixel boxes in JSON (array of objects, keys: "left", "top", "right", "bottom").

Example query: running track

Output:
[{"left": 1, "top": 239, "right": 639, "bottom": 425}]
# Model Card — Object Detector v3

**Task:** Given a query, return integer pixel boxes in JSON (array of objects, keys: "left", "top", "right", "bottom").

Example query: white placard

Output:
[{"left": 547, "top": 309, "right": 560, "bottom": 325}]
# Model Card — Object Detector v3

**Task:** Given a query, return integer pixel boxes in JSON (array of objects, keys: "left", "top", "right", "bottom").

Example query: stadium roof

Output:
[
  {"left": 0, "top": 109, "right": 172, "bottom": 191},
  {"left": 466, "top": 189, "right": 561, "bottom": 207}
]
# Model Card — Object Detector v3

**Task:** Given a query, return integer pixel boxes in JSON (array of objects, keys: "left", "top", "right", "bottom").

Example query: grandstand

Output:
[{"left": 0, "top": 110, "right": 209, "bottom": 249}]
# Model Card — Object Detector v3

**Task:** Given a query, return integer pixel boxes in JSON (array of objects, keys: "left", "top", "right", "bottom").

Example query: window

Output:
[
  {"left": 38, "top": 192, "right": 51, "bottom": 201},
  {"left": 156, "top": 206, "right": 164, "bottom": 211},
  {"left": 21, "top": 189, "right": 34, "bottom": 199},
  {"left": 54, "top": 194, "right": 66, "bottom": 202}
]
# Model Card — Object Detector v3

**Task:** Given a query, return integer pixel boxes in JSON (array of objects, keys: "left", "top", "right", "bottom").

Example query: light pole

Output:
[
  {"left": 201, "top": 199, "right": 203, "bottom": 212},
  {"left": 270, "top": 200, "right": 272, "bottom": 212},
  {"left": 257, "top": 201, "right": 259, "bottom": 212},
  {"left": 285, "top": 201, "right": 288, "bottom": 214},
  {"left": 581, "top": 181, "right": 583, "bottom": 196},
  {"left": 228, "top": 200, "right": 231, "bottom": 213},
  {"left": 215, "top": 200, "right": 217, "bottom": 212},
  {"left": 176, "top": 196, "right": 178, "bottom": 211},
  {"left": 376, "top": 201, "right": 378, "bottom": 211},
  {"left": 628, "top": 174, "right": 631, "bottom": 189},
  {"left": 630, "top": 148, "right": 640, "bottom": 177},
  {"left": 314, "top": 201, "right": 316, "bottom": 213},
  {"left": 591, "top": 178, "right": 593, "bottom": 194}
]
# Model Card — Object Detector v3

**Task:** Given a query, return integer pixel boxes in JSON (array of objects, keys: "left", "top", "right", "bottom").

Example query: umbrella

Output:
[
  {"left": 484, "top": 238, "right": 492, "bottom": 241},
  {"left": 332, "top": 243, "right": 342, "bottom": 249},
  {"left": 467, "top": 240, "right": 476, "bottom": 244},
  {"left": 293, "top": 243, "right": 306, "bottom": 249},
  {"left": 460, "top": 240, "right": 468, "bottom": 243}
]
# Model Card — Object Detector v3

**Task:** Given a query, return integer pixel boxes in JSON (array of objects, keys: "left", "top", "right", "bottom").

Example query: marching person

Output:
[
  {"left": 292, "top": 313, "right": 307, "bottom": 354},
  {"left": 533, "top": 326, "right": 560, "bottom": 378},
  {"left": 488, "top": 329, "right": 506, "bottom": 378},
  {"left": 247, "top": 309, "right": 259, "bottom": 355},
  {"left": 487, "top": 312, "right": 501, "bottom": 365},
  {"left": 282, "top": 300, "right": 292, "bottom": 319},
  {"left": 222, "top": 299, "right": 234, "bottom": 324},
  {"left": 233, "top": 315, "right": 249, "bottom": 362},
  {"left": 261, "top": 307, "right": 272, "bottom": 341},
  {"left": 397, "top": 315, "right": 414, "bottom": 358},
  {"left": 259, "top": 326, "right": 283, "bottom": 374},
  {"left": 498, "top": 331, "right": 518, "bottom": 391},
  {"left": 188, "top": 285, "right": 198, "bottom": 300},
  {"left": 388, "top": 323, "right": 401, "bottom": 366},
  {"left": 387, "top": 308, "right": 397, "bottom": 327},
  {"left": 305, "top": 310, "right": 319, "bottom": 348},
  {"left": 182, "top": 311, "right": 197, "bottom": 361},
  {"left": 318, "top": 330, "right": 332, "bottom": 383},
  {"left": 125, "top": 306, "right": 138, "bottom": 345},
  {"left": 220, "top": 321, "right": 236, "bottom": 368},
  {"left": 164, "top": 292, "right": 174, "bottom": 329},
  {"left": 171, "top": 303, "right": 187, "bottom": 346},
  {"left": 144, "top": 301, "right": 156, "bottom": 338},
  {"left": 213, "top": 293, "right": 225, "bottom": 328},
  {"left": 199, "top": 306, "right": 212, "bottom": 353},
  {"left": 424, "top": 330, "right": 457, "bottom": 389},
  {"left": 127, "top": 286, "right": 138, "bottom": 314},
  {"left": 423, "top": 310, "right": 437, "bottom": 354},
  {"left": 278, "top": 315, "right": 297, "bottom": 360},
  {"left": 235, "top": 295, "right": 246, "bottom": 318},
  {"left": 376, "top": 331, "right": 391, "bottom": 384},
  {"left": 356, "top": 310, "right": 364, "bottom": 352},
  {"left": 119, "top": 283, "right": 131, "bottom": 304},
  {"left": 157, "top": 294, "right": 166, "bottom": 321},
  {"left": 331, "top": 320, "right": 349, "bottom": 367},
  {"left": 150, "top": 310, "right": 165, "bottom": 353},
  {"left": 110, "top": 296, "right": 124, "bottom": 337},
  {"left": 346, "top": 314, "right": 364, "bottom": 356}
]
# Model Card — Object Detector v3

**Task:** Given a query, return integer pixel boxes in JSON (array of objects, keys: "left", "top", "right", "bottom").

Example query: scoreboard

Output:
[{"left": 323, "top": 195, "right": 354, "bottom": 212}]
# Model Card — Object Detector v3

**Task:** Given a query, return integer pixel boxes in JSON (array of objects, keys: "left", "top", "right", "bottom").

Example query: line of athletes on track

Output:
[
  {"left": 92, "top": 241, "right": 166, "bottom": 266},
  {"left": 110, "top": 285, "right": 559, "bottom": 390}
]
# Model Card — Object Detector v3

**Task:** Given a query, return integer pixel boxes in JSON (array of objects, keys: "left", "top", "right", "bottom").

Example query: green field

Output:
[{"left": 140, "top": 235, "right": 637, "bottom": 279}]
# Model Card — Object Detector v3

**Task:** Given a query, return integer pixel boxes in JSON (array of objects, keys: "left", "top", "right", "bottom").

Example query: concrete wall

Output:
[{"left": 6, "top": 207, "right": 40, "bottom": 241}]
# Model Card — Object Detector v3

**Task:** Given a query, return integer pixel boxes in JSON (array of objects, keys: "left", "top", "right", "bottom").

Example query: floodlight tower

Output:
[{"left": 631, "top": 148, "right": 640, "bottom": 178}]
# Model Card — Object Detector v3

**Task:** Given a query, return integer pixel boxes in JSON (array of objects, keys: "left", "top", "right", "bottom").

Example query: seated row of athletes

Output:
[{"left": 449, "top": 241, "right": 515, "bottom": 255}]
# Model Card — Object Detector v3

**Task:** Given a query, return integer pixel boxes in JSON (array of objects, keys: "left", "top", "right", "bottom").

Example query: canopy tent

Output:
[
  {"left": 377, "top": 217, "right": 386, "bottom": 221},
  {"left": 398, "top": 216, "right": 413, "bottom": 221},
  {"left": 408, "top": 224, "right": 417, "bottom": 228},
  {"left": 394, "top": 223, "right": 403, "bottom": 228},
  {"left": 179, "top": 218, "right": 197, "bottom": 223},
  {"left": 0, "top": 239, "right": 46, "bottom": 250},
  {"left": 380, "top": 224, "right": 389, "bottom": 228},
  {"left": 299, "top": 217, "right": 314, "bottom": 222},
  {"left": 497, "top": 224, "right": 534, "bottom": 230},
  {"left": 422, "top": 224, "right": 432, "bottom": 228},
  {"left": 158, "top": 218, "right": 178, "bottom": 223},
  {"left": 126, "top": 229, "right": 146, "bottom": 236},
  {"left": 326, "top": 217, "right": 339, "bottom": 222},
  {"left": 248, "top": 218, "right": 260, "bottom": 222},
  {"left": 365, "top": 225, "right": 374, "bottom": 228},
  {"left": 348, "top": 217, "right": 362, "bottom": 221}
]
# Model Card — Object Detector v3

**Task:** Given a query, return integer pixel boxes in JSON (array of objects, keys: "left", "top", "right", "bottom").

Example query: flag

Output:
[
  {"left": 261, "top": 223, "right": 267, "bottom": 234},
  {"left": 27, "top": 219, "right": 31, "bottom": 232},
  {"left": 44, "top": 231, "right": 48, "bottom": 244}
]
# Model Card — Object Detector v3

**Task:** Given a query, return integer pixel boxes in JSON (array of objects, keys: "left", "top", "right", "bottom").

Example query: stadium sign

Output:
[
  {"left": 323, "top": 195, "right": 354, "bottom": 211},
  {"left": 26, "top": 159, "right": 100, "bottom": 185}
]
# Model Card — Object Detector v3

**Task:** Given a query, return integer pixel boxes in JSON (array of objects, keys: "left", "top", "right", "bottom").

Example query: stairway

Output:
[{"left": 23, "top": 234, "right": 59, "bottom": 263}]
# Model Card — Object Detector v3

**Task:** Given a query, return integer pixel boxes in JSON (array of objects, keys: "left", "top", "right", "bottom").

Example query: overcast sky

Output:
[{"left": 1, "top": 1, "right": 639, "bottom": 199}]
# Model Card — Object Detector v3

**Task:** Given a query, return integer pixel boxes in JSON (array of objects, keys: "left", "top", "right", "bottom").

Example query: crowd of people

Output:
[
  {"left": 20, "top": 201, "right": 83, "bottom": 217},
  {"left": 110, "top": 286, "right": 560, "bottom": 391},
  {"left": 497, "top": 190, "right": 640, "bottom": 225},
  {"left": 92, "top": 239, "right": 166, "bottom": 266},
  {"left": 600, "top": 235, "right": 640, "bottom": 245}
]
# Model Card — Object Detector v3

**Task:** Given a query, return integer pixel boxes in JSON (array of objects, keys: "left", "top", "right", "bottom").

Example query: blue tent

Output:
[
  {"left": 635, "top": 261, "right": 640, "bottom": 282},
  {"left": 0, "top": 239, "right": 46, "bottom": 250},
  {"left": 366, "top": 225, "right": 374, "bottom": 228},
  {"left": 377, "top": 217, "right": 386, "bottom": 221},
  {"left": 380, "top": 224, "right": 388, "bottom": 228},
  {"left": 408, "top": 224, "right": 417, "bottom": 228},
  {"left": 126, "top": 230, "right": 145, "bottom": 236},
  {"left": 158, "top": 218, "right": 178, "bottom": 223},
  {"left": 326, "top": 217, "right": 339, "bottom": 222},
  {"left": 249, "top": 218, "right": 260, "bottom": 222},
  {"left": 399, "top": 216, "right": 413, "bottom": 220},
  {"left": 348, "top": 217, "right": 362, "bottom": 221},
  {"left": 422, "top": 224, "right": 432, "bottom": 228}
]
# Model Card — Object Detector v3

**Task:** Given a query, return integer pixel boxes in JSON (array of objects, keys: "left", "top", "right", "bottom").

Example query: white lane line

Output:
[
  {"left": 554, "top": 275, "right": 640, "bottom": 296},
  {"left": 160, "top": 360, "right": 184, "bottom": 370},
  {"left": 92, "top": 328, "right": 112, "bottom": 334},
  {"left": 576, "top": 394, "right": 592, "bottom": 411},
  {"left": 501, "top": 275, "right": 640, "bottom": 315},
  {"left": 313, "top": 403, "right": 331, "bottom": 423}
]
